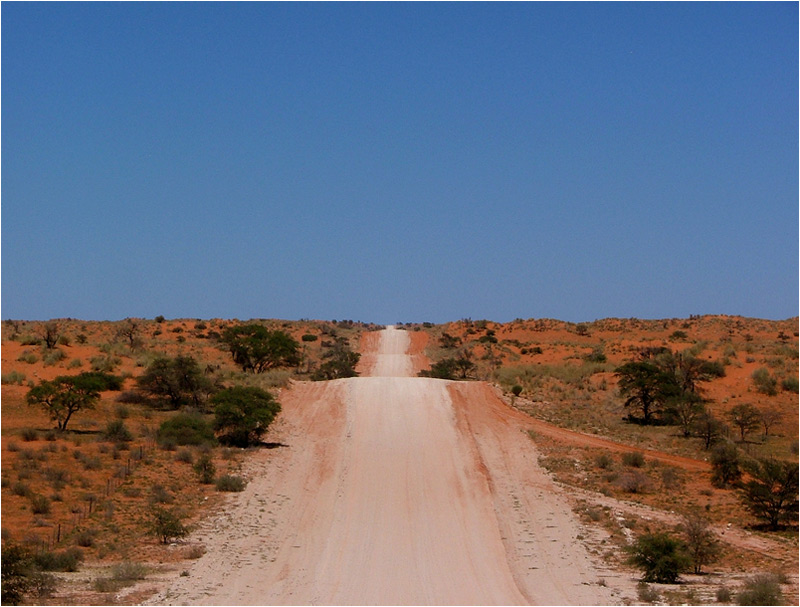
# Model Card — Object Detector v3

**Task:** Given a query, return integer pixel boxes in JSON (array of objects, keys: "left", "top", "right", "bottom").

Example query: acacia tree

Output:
[
  {"left": 759, "top": 408, "right": 782, "bottom": 439},
  {"left": 692, "top": 410, "right": 727, "bottom": 450},
  {"left": 727, "top": 403, "right": 761, "bottom": 443},
  {"left": 738, "top": 458, "right": 799, "bottom": 530},
  {"left": 137, "top": 356, "right": 215, "bottom": 409},
  {"left": 656, "top": 351, "right": 725, "bottom": 395},
  {"left": 615, "top": 362, "right": 679, "bottom": 424},
  {"left": 220, "top": 325, "right": 301, "bottom": 373},
  {"left": 669, "top": 392, "right": 706, "bottom": 437},
  {"left": 116, "top": 318, "right": 142, "bottom": 350},
  {"left": 680, "top": 513, "right": 720, "bottom": 574},
  {"left": 26, "top": 373, "right": 102, "bottom": 431},
  {"left": 39, "top": 321, "right": 61, "bottom": 350}
]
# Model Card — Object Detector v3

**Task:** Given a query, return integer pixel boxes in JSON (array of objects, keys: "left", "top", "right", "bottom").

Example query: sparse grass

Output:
[
  {"left": 2, "top": 370, "right": 27, "bottom": 385},
  {"left": 215, "top": 474, "right": 246, "bottom": 492},
  {"left": 736, "top": 573, "right": 784, "bottom": 605}
]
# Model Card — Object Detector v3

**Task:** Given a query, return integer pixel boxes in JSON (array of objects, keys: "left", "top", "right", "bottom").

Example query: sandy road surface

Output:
[{"left": 147, "top": 327, "right": 617, "bottom": 605}]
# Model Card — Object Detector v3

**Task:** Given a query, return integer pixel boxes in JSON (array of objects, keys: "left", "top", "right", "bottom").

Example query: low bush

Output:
[
  {"left": 2, "top": 371, "right": 27, "bottom": 385},
  {"left": 90, "top": 356, "right": 121, "bottom": 373},
  {"left": 116, "top": 390, "right": 148, "bottom": 404},
  {"left": 736, "top": 573, "right": 783, "bottom": 605},
  {"left": 215, "top": 475, "right": 246, "bottom": 492},
  {"left": 111, "top": 561, "right": 148, "bottom": 581},
  {"left": 20, "top": 428, "right": 39, "bottom": 442},
  {"left": 626, "top": 532, "right": 690, "bottom": 583},
  {"left": 42, "top": 349, "right": 66, "bottom": 366},
  {"left": 193, "top": 454, "right": 216, "bottom": 484},
  {"left": 781, "top": 376, "right": 799, "bottom": 393},
  {"left": 751, "top": 368, "right": 778, "bottom": 396},
  {"left": 17, "top": 351, "right": 38, "bottom": 364},
  {"left": 104, "top": 420, "right": 133, "bottom": 443},
  {"left": 174, "top": 448, "right": 194, "bottom": 464},
  {"left": 1, "top": 543, "right": 34, "bottom": 605},
  {"left": 29, "top": 494, "right": 51, "bottom": 515},
  {"left": 622, "top": 451, "right": 646, "bottom": 468},
  {"left": 716, "top": 586, "right": 732, "bottom": 603},
  {"left": 595, "top": 454, "right": 614, "bottom": 469},
  {"left": 74, "top": 528, "right": 97, "bottom": 548},
  {"left": 157, "top": 413, "right": 216, "bottom": 447},
  {"left": 79, "top": 371, "right": 123, "bottom": 391},
  {"left": 637, "top": 582, "right": 660, "bottom": 603},
  {"left": 617, "top": 470, "right": 651, "bottom": 494},
  {"left": 149, "top": 506, "right": 189, "bottom": 544},
  {"left": 32, "top": 547, "right": 83, "bottom": 572}
]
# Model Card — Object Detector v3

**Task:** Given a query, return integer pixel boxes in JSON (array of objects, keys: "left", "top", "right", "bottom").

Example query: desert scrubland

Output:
[{"left": 1, "top": 315, "right": 797, "bottom": 605}]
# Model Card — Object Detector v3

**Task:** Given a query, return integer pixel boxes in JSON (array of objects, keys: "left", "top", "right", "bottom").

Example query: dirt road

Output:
[{"left": 147, "top": 327, "right": 618, "bottom": 605}]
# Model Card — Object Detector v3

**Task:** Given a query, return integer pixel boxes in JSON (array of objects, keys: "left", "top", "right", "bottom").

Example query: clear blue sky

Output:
[{"left": 2, "top": 2, "right": 797, "bottom": 324}]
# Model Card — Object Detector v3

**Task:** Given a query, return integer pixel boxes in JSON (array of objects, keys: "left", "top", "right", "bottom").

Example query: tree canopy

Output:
[
  {"left": 615, "top": 362, "right": 679, "bottom": 424},
  {"left": 738, "top": 458, "right": 799, "bottom": 530},
  {"left": 220, "top": 325, "right": 301, "bottom": 373},
  {"left": 26, "top": 373, "right": 104, "bottom": 431},
  {"left": 136, "top": 356, "right": 216, "bottom": 409},
  {"left": 626, "top": 532, "right": 691, "bottom": 583},
  {"left": 212, "top": 386, "right": 281, "bottom": 447}
]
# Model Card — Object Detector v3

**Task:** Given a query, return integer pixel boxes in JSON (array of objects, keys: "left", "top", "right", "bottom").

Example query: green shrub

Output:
[
  {"left": 174, "top": 448, "right": 194, "bottom": 464},
  {"left": 42, "top": 349, "right": 66, "bottom": 366},
  {"left": 74, "top": 528, "right": 97, "bottom": 548},
  {"left": 751, "top": 368, "right": 778, "bottom": 396},
  {"left": 149, "top": 506, "right": 189, "bottom": 544},
  {"left": 11, "top": 481, "right": 31, "bottom": 498},
  {"left": 20, "top": 428, "right": 39, "bottom": 442},
  {"left": 111, "top": 561, "right": 148, "bottom": 581},
  {"left": 149, "top": 484, "right": 174, "bottom": 504},
  {"left": 595, "top": 453, "right": 614, "bottom": 469},
  {"left": 2, "top": 371, "right": 26, "bottom": 385},
  {"left": 622, "top": 451, "right": 646, "bottom": 468},
  {"left": 157, "top": 413, "right": 216, "bottom": 447},
  {"left": 32, "top": 547, "right": 83, "bottom": 572},
  {"left": 104, "top": 420, "right": 133, "bottom": 443},
  {"left": 116, "top": 390, "right": 147, "bottom": 404},
  {"left": 1, "top": 543, "right": 34, "bottom": 605},
  {"left": 781, "top": 377, "right": 799, "bottom": 393},
  {"left": 90, "top": 356, "right": 121, "bottom": 373},
  {"left": 215, "top": 475, "right": 246, "bottom": 492},
  {"left": 79, "top": 371, "right": 123, "bottom": 391},
  {"left": 626, "top": 532, "right": 690, "bottom": 583},
  {"left": 29, "top": 494, "right": 51, "bottom": 515},
  {"left": 711, "top": 442, "right": 742, "bottom": 488},
  {"left": 212, "top": 386, "right": 281, "bottom": 447},
  {"left": 511, "top": 385, "right": 523, "bottom": 397},
  {"left": 17, "top": 351, "right": 38, "bottom": 364},
  {"left": 301, "top": 333, "right": 318, "bottom": 342}
]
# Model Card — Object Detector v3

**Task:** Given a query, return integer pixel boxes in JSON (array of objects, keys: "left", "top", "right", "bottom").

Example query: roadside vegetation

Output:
[
  {"left": 414, "top": 315, "right": 798, "bottom": 604},
  {"left": 0, "top": 316, "right": 375, "bottom": 604}
]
